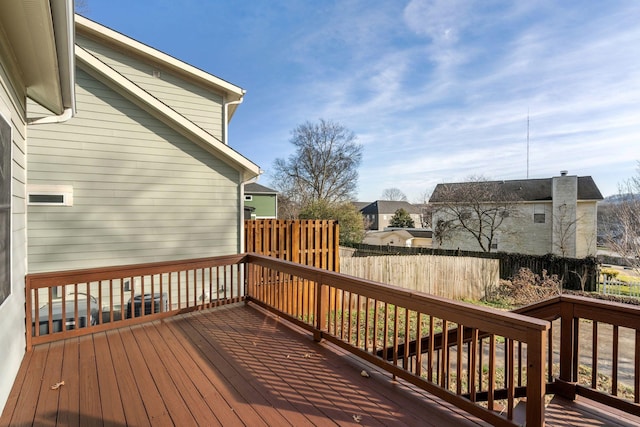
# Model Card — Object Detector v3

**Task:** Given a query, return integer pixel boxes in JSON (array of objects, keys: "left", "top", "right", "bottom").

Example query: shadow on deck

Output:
[
  {"left": 4, "top": 303, "right": 639, "bottom": 426},
  {"left": 8, "top": 253, "right": 640, "bottom": 426},
  {"left": 1, "top": 303, "right": 489, "bottom": 427}
]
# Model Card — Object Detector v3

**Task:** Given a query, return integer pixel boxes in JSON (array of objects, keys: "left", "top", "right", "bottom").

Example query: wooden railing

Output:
[
  {"left": 517, "top": 295, "right": 640, "bottom": 417},
  {"left": 245, "top": 253, "right": 549, "bottom": 426},
  {"left": 30, "top": 254, "right": 640, "bottom": 425},
  {"left": 26, "top": 254, "right": 246, "bottom": 350}
]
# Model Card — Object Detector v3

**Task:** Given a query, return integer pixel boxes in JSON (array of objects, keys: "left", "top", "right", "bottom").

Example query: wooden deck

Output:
[
  {"left": 1, "top": 303, "right": 489, "bottom": 427},
  {"left": 3, "top": 302, "right": 640, "bottom": 427}
]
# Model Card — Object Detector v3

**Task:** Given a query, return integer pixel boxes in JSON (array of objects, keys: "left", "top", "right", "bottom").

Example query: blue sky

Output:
[{"left": 83, "top": 1, "right": 640, "bottom": 201}]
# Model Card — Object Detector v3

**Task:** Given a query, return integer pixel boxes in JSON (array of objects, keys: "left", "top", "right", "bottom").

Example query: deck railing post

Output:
[
  {"left": 25, "top": 277, "right": 33, "bottom": 351},
  {"left": 559, "top": 300, "right": 575, "bottom": 383},
  {"left": 526, "top": 327, "right": 547, "bottom": 427},
  {"left": 314, "top": 273, "right": 328, "bottom": 341},
  {"left": 244, "top": 262, "right": 252, "bottom": 303}
]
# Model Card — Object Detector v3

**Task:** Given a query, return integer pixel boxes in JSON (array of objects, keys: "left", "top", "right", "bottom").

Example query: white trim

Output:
[
  {"left": 0, "top": 107, "right": 12, "bottom": 306},
  {"left": 75, "top": 15, "right": 244, "bottom": 100},
  {"left": 27, "top": 184, "right": 74, "bottom": 206}
]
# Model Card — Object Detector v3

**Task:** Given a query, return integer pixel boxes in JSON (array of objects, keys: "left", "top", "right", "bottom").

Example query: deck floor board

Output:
[{"left": 3, "top": 303, "right": 639, "bottom": 426}]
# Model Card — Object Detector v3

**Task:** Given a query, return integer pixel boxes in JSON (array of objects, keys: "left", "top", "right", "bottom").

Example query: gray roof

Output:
[
  {"left": 430, "top": 176, "right": 603, "bottom": 203},
  {"left": 245, "top": 182, "right": 278, "bottom": 194},
  {"left": 360, "top": 200, "right": 422, "bottom": 215},
  {"left": 407, "top": 229, "right": 432, "bottom": 238},
  {"left": 351, "top": 201, "right": 372, "bottom": 211}
]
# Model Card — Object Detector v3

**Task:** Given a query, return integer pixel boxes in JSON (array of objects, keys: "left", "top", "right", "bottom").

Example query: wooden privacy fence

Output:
[
  {"left": 346, "top": 243, "right": 599, "bottom": 291},
  {"left": 245, "top": 219, "right": 339, "bottom": 271},
  {"left": 340, "top": 254, "right": 499, "bottom": 300}
]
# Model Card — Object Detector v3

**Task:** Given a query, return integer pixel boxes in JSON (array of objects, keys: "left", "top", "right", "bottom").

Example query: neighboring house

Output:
[
  {"left": 429, "top": 173, "right": 603, "bottom": 257},
  {"left": 0, "top": 0, "right": 76, "bottom": 412},
  {"left": 360, "top": 200, "right": 422, "bottom": 231},
  {"left": 244, "top": 182, "right": 278, "bottom": 219},
  {"left": 363, "top": 228, "right": 433, "bottom": 248},
  {"left": 26, "top": 15, "right": 261, "bottom": 273}
]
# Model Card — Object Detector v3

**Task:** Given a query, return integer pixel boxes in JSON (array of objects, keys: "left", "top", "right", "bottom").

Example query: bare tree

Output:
[
  {"left": 430, "top": 176, "right": 521, "bottom": 252},
  {"left": 381, "top": 188, "right": 407, "bottom": 201},
  {"left": 553, "top": 203, "right": 578, "bottom": 257},
  {"left": 270, "top": 119, "right": 362, "bottom": 213},
  {"left": 75, "top": 0, "right": 89, "bottom": 13},
  {"left": 415, "top": 187, "right": 434, "bottom": 228},
  {"left": 604, "top": 163, "right": 640, "bottom": 272}
]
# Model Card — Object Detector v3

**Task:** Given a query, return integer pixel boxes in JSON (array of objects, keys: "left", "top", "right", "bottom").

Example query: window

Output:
[
  {"left": 534, "top": 204, "right": 546, "bottom": 223},
  {"left": 244, "top": 195, "right": 253, "bottom": 201},
  {"left": 27, "top": 185, "right": 73, "bottom": 206},
  {"left": 490, "top": 242, "right": 498, "bottom": 250},
  {"left": 0, "top": 112, "right": 11, "bottom": 305}
]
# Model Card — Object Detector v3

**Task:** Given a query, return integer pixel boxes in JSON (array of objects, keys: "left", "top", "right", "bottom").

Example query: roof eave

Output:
[
  {"left": 76, "top": 46, "right": 260, "bottom": 181},
  {"left": 75, "top": 14, "right": 244, "bottom": 102},
  {"left": 0, "top": 0, "right": 75, "bottom": 115}
]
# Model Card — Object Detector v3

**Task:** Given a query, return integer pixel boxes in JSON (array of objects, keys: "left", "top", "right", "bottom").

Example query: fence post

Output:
[{"left": 526, "top": 327, "right": 547, "bottom": 427}]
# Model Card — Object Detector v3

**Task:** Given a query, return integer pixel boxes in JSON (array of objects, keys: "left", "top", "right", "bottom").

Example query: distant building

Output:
[
  {"left": 429, "top": 173, "right": 603, "bottom": 257},
  {"left": 244, "top": 183, "right": 278, "bottom": 219},
  {"left": 359, "top": 200, "right": 422, "bottom": 231},
  {"left": 363, "top": 228, "right": 432, "bottom": 248}
]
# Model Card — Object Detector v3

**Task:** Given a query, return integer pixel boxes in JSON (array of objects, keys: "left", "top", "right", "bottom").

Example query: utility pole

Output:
[{"left": 526, "top": 109, "right": 530, "bottom": 179}]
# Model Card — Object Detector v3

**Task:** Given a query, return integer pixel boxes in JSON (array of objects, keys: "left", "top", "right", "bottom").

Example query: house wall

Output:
[
  {"left": 363, "top": 231, "right": 412, "bottom": 247},
  {"left": 76, "top": 35, "right": 224, "bottom": 140},
  {"left": 433, "top": 198, "right": 598, "bottom": 257},
  {"left": 372, "top": 213, "right": 422, "bottom": 231},
  {"left": 552, "top": 174, "right": 578, "bottom": 257},
  {"left": 498, "top": 202, "right": 553, "bottom": 255},
  {"left": 0, "top": 41, "right": 28, "bottom": 413},
  {"left": 433, "top": 202, "right": 555, "bottom": 255},
  {"left": 576, "top": 201, "right": 598, "bottom": 257},
  {"left": 411, "top": 237, "right": 432, "bottom": 248},
  {"left": 245, "top": 193, "right": 277, "bottom": 219},
  {"left": 26, "top": 68, "right": 241, "bottom": 273}
]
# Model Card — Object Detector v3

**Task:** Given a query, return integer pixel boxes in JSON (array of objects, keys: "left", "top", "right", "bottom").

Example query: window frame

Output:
[
  {"left": 0, "top": 110, "right": 12, "bottom": 306},
  {"left": 533, "top": 204, "right": 546, "bottom": 224},
  {"left": 27, "top": 185, "right": 74, "bottom": 206}
]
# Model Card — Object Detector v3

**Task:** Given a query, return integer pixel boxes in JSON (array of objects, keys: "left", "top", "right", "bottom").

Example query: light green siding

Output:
[
  {"left": 245, "top": 194, "right": 277, "bottom": 218},
  {"left": 0, "top": 43, "right": 28, "bottom": 414},
  {"left": 77, "top": 35, "right": 224, "bottom": 139},
  {"left": 27, "top": 68, "right": 241, "bottom": 272}
]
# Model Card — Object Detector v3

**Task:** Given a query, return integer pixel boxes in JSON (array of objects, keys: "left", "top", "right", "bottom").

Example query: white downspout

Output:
[
  {"left": 224, "top": 91, "right": 249, "bottom": 253},
  {"left": 223, "top": 92, "right": 244, "bottom": 145},
  {"left": 27, "top": 108, "right": 74, "bottom": 125}
]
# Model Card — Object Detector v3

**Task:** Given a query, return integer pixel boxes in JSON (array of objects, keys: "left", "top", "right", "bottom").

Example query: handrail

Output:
[
  {"left": 40, "top": 254, "right": 640, "bottom": 425},
  {"left": 517, "top": 294, "right": 640, "bottom": 416},
  {"left": 25, "top": 254, "right": 248, "bottom": 350},
  {"left": 244, "top": 253, "right": 549, "bottom": 426}
]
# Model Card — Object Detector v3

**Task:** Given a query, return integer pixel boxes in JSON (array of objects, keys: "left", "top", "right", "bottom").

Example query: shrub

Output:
[
  {"left": 600, "top": 267, "right": 619, "bottom": 279},
  {"left": 492, "top": 268, "right": 561, "bottom": 307}
]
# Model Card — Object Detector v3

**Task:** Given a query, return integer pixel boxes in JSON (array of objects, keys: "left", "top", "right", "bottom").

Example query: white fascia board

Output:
[
  {"left": 76, "top": 46, "right": 260, "bottom": 181},
  {"left": 75, "top": 14, "right": 244, "bottom": 101},
  {"left": 50, "top": 0, "right": 76, "bottom": 114}
]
